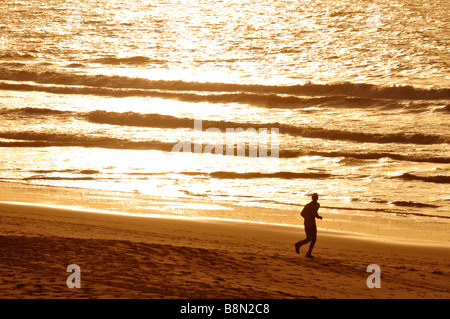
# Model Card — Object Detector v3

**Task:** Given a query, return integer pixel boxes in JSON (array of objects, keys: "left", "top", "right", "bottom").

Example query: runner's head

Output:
[{"left": 311, "top": 193, "right": 319, "bottom": 202}]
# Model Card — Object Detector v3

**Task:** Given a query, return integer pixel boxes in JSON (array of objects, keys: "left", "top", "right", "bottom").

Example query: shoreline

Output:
[
  {"left": 0, "top": 186, "right": 449, "bottom": 298},
  {"left": 0, "top": 199, "right": 447, "bottom": 249},
  {"left": 0, "top": 180, "right": 448, "bottom": 246}
]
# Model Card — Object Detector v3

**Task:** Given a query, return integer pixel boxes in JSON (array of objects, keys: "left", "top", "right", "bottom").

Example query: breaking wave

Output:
[
  {"left": 85, "top": 111, "right": 449, "bottom": 145},
  {"left": 1, "top": 67, "right": 449, "bottom": 101}
]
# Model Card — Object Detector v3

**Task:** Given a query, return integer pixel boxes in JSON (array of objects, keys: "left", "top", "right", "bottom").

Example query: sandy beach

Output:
[
  {"left": 0, "top": 183, "right": 448, "bottom": 299},
  {"left": 1, "top": 0, "right": 449, "bottom": 304}
]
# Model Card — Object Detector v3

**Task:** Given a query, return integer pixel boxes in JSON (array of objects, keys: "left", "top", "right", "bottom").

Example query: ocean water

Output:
[{"left": 0, "top": 0, "right": 449, "bottom": 240}]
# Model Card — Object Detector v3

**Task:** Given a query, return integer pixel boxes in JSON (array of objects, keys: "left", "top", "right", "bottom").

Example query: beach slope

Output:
[{"left": 1, "top": 200, "right": 449, "bottom": 299}]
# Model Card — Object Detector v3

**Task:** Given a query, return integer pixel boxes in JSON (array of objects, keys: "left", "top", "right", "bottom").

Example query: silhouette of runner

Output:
[{"left": 295, "top": 193, "right": 322, "bottom": 258}]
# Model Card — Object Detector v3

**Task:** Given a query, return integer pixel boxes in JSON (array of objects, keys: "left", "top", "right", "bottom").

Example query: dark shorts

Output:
[{"left": 304, "top": 223, "right": 317, "bottom": 239}]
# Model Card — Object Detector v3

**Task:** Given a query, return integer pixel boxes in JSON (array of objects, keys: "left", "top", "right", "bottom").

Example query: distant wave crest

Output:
[
  {"left": 5, "top": 107, "right": 446, "bottom": 147},
  {"left": 86, "top": 110, "right": 449, "bottom": 145},
  {"left": 396, "top": 173, "right": 450, "bottom": 184},
  {"left": 91, "top": 56, "right": 167, "bottom": 66},
  {"left": 0, "top": 80, "right": 408, "bottom": 110},
  {"left": 0, "top": 106, "right": 70, "bottom": 116},
  {"left": 390, "top": 201, "right": 440, "bottom": 208},
  {"left": 1, "top": 67, "right": 449, "bottom": 101}
]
